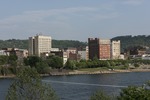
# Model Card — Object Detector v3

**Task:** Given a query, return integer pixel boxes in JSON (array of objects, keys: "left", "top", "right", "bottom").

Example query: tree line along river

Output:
[{"left": 0, "top": 72, "right": 150, "bottom": 100}]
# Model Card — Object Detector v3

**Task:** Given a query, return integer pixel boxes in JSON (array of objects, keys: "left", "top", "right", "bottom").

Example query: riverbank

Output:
[
  {"left": 0, "top": 74, "right": 15, "bottom": 78},
  {"left": 48, "top": 68, "right": 150, "bottom": 76},
  {"left": 1, "top": 68, "right": 150, "bottom": 78}
]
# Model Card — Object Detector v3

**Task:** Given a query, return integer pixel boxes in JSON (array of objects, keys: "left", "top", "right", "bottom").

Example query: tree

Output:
[
  {"left": 46, "top": 55, "right": 63, "bottom": 69},
  {"left": 134, "top": 63, "right": 140, "bottom": 67},
  {"left": 6, "top": 67, "right": 58, "bottom": 100},
  {"left": 117, "top": 82, "right": 150, "bottom": 100},
  {"left": 24, "top": 56, "right": 42, "bottom": 67},
  {"left": 65, "top": 59, "right": 76, "bottom": 70},
  {"left": 36, "top": 62, "right": 50, "bottom": 74},
  {"left": 90, "top": 91, "right": 110, "bottom": 100}
]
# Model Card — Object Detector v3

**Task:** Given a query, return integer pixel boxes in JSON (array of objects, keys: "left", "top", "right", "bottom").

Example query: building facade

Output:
[
  {"left": 29, "top": 34, "right": 52, "bottom": 57},
  {"left": 78, "top": 51, "right": 86, "bottom": 60},
  {"left": 88, "top": 38, "right": 111, "bottom": 60},
  {"left": 111, "top": 40, "right": 120, "bottom": 59}
]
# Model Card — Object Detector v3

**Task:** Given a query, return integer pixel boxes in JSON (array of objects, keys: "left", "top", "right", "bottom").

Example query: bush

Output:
[{"left": 90, "top": 91, "right": 110, "bottom": 100}]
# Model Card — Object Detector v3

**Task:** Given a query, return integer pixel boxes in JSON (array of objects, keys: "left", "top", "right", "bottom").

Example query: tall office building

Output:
[
  {"left": 28, "top": 34, "right": 52, "bottom": 57},
  {"left": 111, "top": 40, "right": 120, "bottom": 59},
  {"left": 88, "top": 38, "right": 111, "bottom": 60}
]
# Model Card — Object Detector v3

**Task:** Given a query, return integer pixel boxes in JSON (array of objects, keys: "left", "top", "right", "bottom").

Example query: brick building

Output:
[{"left": 88, "top": 38, "right": 111, "bottom": 60}]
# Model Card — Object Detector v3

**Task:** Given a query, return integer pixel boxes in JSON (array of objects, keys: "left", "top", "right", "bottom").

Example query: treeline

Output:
[
  {"left": 0, "top": 39, "right": 28, "bottom": 49},
  {"left": 65, "top": 59, "right": 150, "bottom": 70},
  {"left": 1, "top": 54, "right": 150, "bottom": 75},
  {"left": 52, "top": 40, "right": 87, "bottom": 49},
  {"left": 0, "top": 39, "right": 87, "bottom": 49}
]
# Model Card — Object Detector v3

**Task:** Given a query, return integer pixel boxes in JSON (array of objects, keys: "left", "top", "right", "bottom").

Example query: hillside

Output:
[
  {"left": 111, "top": 35, "right": 150, "bottom": 52},
  {"left": 0, "top": 39, "right": 87, "bottom": 49},
  {"left": 0, "top": 39, "right": 28, "bottom": 49}
]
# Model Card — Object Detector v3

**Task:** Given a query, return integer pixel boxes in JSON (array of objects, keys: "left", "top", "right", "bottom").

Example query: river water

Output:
[{"left": 0, "top": 72, "right": 150, "bottom": 100}]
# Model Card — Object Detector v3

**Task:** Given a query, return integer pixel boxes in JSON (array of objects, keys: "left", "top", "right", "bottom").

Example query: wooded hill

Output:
[
  {"left": 0, "top": 35, "right": 149, "bottom": 52},
  {"left": 111, "top": 35, "right": 150, "bottom": 52},
  {"left": 0, "top": 39, "right": 87, "bottom": 49}
]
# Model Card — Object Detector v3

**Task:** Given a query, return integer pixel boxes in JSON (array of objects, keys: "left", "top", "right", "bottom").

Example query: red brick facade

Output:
[{"left": 88, "top": 38, "right": 110, "bottom": 60}]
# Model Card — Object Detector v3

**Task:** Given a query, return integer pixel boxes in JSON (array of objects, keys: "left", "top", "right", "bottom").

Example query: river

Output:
[{"left": 0, "top": 72, "right": 150, "bottom": 100}]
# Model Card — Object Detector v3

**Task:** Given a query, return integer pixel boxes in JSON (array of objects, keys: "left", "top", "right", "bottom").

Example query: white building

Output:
[
  {"left": 142, "top": 54, "right": 150, "bottom": 60},
  {"left": 29, "top": 34, "right": 52, "bottom": 57},
  {"left": 78, "top": 51, "right": 86, "bottom": 60},
  {"left": 0, "top": 50, "right": 7, "bottom": 56},
  {"left": 111, "top": 40, "right": 121, "bottom": 59},
  {"left": 86, "top": 46, "right": 89, "bottom": 60}
]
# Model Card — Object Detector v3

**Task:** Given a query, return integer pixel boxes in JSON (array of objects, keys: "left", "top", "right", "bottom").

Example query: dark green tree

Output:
[
  {"left": 24, "top": 56, "right": 42, "bottom": 67},
  {"left": 134, "top": 63, "right": 140, "bottom": 67},
  {"left": 65, "top": 59, "right": 76, "bottom": 70},
  {"left": 90, "top": 91, "right": 110, "bottom": 100},
  {"left": 6, "top": 67, "right": 58, "bottom": 100},
  {"left": 36, "top": 62, "right": 50, "bottom": 74},
  {"left": 46, "top": 55, "right": 63, "bottom": 69},
  {"left": 117, "top": 81, "right": 150, "bottom": 100},
  {"left": 0, "top": 55, "right": 8, "bottom": 65}
]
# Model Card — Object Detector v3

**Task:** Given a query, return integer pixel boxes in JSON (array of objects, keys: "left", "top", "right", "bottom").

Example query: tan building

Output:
[
  {"left": 111, "top": 40, "right": 120, "bottom": 59},
  {"left": 29, "top": 34, "right": 52, "bottom": 56},
  {"left": 86, "top": 46, "right": 89, "bottom": 60}
]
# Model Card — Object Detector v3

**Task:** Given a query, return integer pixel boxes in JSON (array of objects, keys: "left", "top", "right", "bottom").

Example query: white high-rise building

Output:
[
  {"left": 29, "top": 34, "right": 52, "bottom": 57},
  {"left": 111, "top": 40, "right": 120, "bottom": 59}
]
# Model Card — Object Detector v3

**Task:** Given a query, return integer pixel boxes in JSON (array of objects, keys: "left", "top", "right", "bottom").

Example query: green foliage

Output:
[
  {"left": 134, "top": 63, "right": 140, "bottom": 67},
  {"left": 0, "top": 39, "right": 28, "bottom": 49},
  {"left": 90, "top": 91, "right": 110, "bottom": 100},
  {"left": 0, "top": 56, "right": 8, "bottom": 65},
  {"left": 90, "top": 81, "right": 150, "bottom": 100},
  {"left": 36, "top": 62, "right": 50, "bottom": 74},
  {"left": 117, "top": 86, "right": 150, "bottom": 100},
  {"left": 8, "top": 55, "right": 18, "bottom": 62},
  {"left": 111, "top": 35, "right": 150, "bottom": 52},
  {"left": 65, "top": 59, "right": 131, "bottom": 70},
  {"left": 24, "top": 56, "right": 42, "bottom": 67},
  {"left": 65, "top": 60, "right": 76, "bottom": 70},
  {"left": 117, "top": 81, "right": 150, "bottom": 100},
  {"left": 6, "top": 67, "right": 58, "bottom": 100},
  {"left": 24, "top": 55, "right": 63, "bottom": 74},
  {"left": 46, "top": 55, "right": 63, "bottom": 69},
  {"left": 0, "top": 39, "right": 87, "bottom": 49},
  {"left": 52, "top": 40, "right": 87, "bottom": 49}
]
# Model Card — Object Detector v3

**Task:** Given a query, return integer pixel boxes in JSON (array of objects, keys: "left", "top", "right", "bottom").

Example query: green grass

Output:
[
  {"left": 113, "top": 66, "right": 128, "bottom": 69},
  {"left": 78, "top": 67, "right": 109, "bottom": 72}
]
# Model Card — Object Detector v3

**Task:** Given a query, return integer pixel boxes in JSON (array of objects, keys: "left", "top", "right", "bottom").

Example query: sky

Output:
[{"left": 0, "top": 0, "right": 150, "bottom": 41}]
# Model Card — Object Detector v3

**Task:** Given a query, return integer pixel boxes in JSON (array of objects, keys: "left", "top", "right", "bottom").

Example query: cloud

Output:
[
  {"left": 0, "top": 6, "right": 119, "bottom": 40},
  {"left": 0, "top": 7, "right": 96, "bottom": 28},
  {"left": 0, "top": 6, "right": 118, "bottom": 28},
  {"left": 122, "top": 0, "right": 144, "bottom": 6},
  {"left": 88, "top": 12, "right": 119, "bottom": 21}
]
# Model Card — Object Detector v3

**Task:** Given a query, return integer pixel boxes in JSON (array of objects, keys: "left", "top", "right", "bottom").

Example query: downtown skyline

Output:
[{"left": 0, "top": 0, "right": 150, "bottom": 41}]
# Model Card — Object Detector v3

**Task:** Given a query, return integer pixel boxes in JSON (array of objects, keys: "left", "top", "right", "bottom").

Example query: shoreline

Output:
[
  {"left": 49, "top": 69, "right": 150, "bottom": 76},
  {"left": 1, "top": 69, "right": 150, "bottom": 78}
]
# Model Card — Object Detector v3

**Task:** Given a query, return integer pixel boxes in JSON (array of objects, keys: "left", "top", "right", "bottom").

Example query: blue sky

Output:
[{"left": 0, "top": 0, "right": 150, "bottom": 41}]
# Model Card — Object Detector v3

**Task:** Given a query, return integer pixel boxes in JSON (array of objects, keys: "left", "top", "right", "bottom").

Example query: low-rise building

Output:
[{"left": 78, "top": 51, "right": 86, "bottom": 60}]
